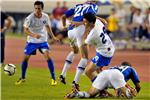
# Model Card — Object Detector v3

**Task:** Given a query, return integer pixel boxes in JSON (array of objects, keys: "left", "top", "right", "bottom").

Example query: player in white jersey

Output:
[
  {"left": 82, "top": 12, "right": 115, "bottom": 82},
  {"left": 15, "top": 1, "right": 58, "bottom": 86}
]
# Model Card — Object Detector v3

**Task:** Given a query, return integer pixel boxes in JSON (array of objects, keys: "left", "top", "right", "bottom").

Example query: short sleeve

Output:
[
  {"left": 23, "top": 17, "right": 30, "bottom": 28},
  {"left": 45, "top": 14, "right": 51, "bottom": 26}
]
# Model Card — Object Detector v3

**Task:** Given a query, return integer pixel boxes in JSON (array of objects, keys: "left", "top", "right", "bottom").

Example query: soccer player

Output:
[
  {"left": 59, "top": 0, "right": 99, "bottom": 89},
  {"left": 65, "top": 61, "right": 140, "bottom": 99},
  {"left": 110, "top": 61, "right": 141, "bottom": 93},
  {"left": 15, "top": 1, "right": 58, "bottom": 85},
  {"left": 82, "top": 12, "right": 115, "bottom": 82}
]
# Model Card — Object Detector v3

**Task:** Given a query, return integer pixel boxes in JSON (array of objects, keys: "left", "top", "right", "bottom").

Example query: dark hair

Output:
[
  {"left": 83, "top": 12, "right": 96, "bottom": 24},
  {"left": 121, "top": 61, "right": 132, "bottom": 66},
  {"left": 34, "top": 1, "right": 44, "bottom": 9}
]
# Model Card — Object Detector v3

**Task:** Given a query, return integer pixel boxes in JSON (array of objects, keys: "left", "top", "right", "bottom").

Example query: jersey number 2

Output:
[{"left": 100, "top": 27, "right": 107, "bottom": 44}]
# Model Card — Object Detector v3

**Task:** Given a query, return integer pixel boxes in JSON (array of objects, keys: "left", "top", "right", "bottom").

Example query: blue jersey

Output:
[
  {"left": 64, "top": 2, "right": 98, "bottom": 22},
  {"left": 110, "top": 66, "right": 140, "bottom": 84}
]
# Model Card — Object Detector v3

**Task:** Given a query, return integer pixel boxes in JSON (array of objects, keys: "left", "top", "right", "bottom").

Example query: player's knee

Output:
[
  {"left": 85, "top": 70, "right": 91, "bottom": 77},
  {"left": 80, "top": 44, "right": 88, "bottom": 59},
  {"left": 73, "top": 46, "right": 79, "bottom": 54},
  {"left": 23, "top": 56, "right": 30, "bottom": 62}
]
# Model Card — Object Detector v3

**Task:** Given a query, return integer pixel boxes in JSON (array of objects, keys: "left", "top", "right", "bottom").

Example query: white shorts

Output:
[
  {"left": 92, "top": 69, "right": 126, "bottom": 90},
  {"left": 68, "top": 25, "right": 85, "bottom": 47}
]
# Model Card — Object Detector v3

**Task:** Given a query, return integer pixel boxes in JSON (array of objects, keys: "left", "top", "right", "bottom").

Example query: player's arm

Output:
[
  {"left": 45, "top": 24, "right": 59, "bottom": 41},
  {"left": 24, "top": 27, "right": 41, "bottom": 39},
  {"left": 62, "top": 8, "right": 75, "bottom": 28},
  {"left": 62, "top": 14, "right": 67, "bottom": 28},
  {"left": 23, "top": 17, "right": 41, "bottom": 39},
  {"left": 1, "top": 15, "right": 12, "bottom": 33},
  {"left": 83, "top": 24, "right": 94, "bottom": 41},
  {"left": 130, "top": 68, "right": 141, "bottom": 93},
  {"left": 71, "top": 21, "right": 84, "bottom": 27}
]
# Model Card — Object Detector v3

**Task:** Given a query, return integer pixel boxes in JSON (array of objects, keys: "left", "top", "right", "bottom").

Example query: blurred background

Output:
[{"left": 1, "top": 0, "right": 150, "bottom": 50}]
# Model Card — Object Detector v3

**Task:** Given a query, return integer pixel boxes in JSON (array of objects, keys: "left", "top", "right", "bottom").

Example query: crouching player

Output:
[
  {"left": 110, "top": 61, "right": 141, "bottom": 96},
  {"left": 64, "top": 61, "right": 141, "bottom": 99},
  {"left": 65, "top": 66, "right": 137, "bottom": 99}
]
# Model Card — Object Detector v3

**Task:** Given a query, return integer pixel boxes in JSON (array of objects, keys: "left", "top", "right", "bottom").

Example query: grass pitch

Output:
[{"left": 1, "top": 65, "right": 150, "bottom": 100}]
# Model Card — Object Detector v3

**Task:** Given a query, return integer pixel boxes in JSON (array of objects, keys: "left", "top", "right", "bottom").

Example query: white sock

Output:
[
  {"left": 74, "top": 58, "right": 88, "bottom": 83},
  {"left": 76, "top": 92, "right": 90, "bottom": 98},
  {"left": 61, "top": 51, "right": 75, "bottom": 77}
]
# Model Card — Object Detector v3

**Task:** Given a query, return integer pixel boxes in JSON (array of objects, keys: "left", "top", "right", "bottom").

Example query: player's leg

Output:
[
  {"left": 15, "top": 42, "right": 37, "bottom": 85},
  {"left": 72, "top": 25, "right": 88, "bottom": 88},
  {"left": 59, "top": 29, "right": 78, "bottom": 84},
  {"left": 85, "top": 61, "right": 97, "bottom": 82},
  {"left": 60, "top": 44, "right": 78, "bottom": 84},
  {"left": 72, "top": 43, "right": 88, "bottom": 90},
  {"left": 15, "top": 54, "right": 30, "bottom": 85},
  {"left": 42, "top": 49, "right": 57, "bottom": 86},
  {"left": 86, "top": 52, "right": 113, "bottom": 82},
  {"left": 21, "top": 55, "right": 31, "bottom": 79},
  {"left": 65, "top": 86, "right": 99, "bottom": 99}
]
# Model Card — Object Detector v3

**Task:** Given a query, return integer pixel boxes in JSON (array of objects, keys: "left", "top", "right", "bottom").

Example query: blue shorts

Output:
[
  {"left": 91, "top": 52, "right": 112, "bottom": 67},
  {"left": 24, "top": 42, "right": 50, "bottom": 55}
]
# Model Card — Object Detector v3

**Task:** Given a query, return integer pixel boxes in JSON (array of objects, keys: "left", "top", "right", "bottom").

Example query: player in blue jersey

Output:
[
  {"left": 64, "top": 61, "right": 140, "bottom": 99},
  {"left": 59, "top": 0, "right": 99, "bottom": 89},
  {"left": 110, "top": 61, "right": 141, "bottom": 93},
  {"left": 15, "top": 1, "right": 59, "bottom": 86}
]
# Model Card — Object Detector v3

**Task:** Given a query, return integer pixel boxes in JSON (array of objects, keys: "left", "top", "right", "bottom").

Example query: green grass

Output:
[{"left": 1, "top": 65, "right": 150, "bottom": 100}]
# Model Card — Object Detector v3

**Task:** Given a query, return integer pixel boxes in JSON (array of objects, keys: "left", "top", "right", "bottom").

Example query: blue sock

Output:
[
  {"left": 47, "top": 59, "right": 55, "bottom": 80},
  {"left": 21, "top": 61, "right": 28, "bottom": 79}
]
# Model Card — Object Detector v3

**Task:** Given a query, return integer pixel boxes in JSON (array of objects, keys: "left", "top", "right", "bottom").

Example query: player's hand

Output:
[
  {"left": 31, "top": 34, "right": 41, "bottom": 39},
  {"left": 53, "top": 36, "right": 60, "bottom": 42},
  {"left": 62, "top": 27, "right": 67, "bottom": 31},
  {"left": 0, "top": 27, "right": 8, "bottom": 33},
  {"left": 125, "top": 84, "right": 137, "bottom": 97}
]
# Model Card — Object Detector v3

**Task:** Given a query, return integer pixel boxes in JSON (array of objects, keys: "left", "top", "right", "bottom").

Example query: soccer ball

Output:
[{"left": 4, "top": 64, "right": 16, "bottom": 76}]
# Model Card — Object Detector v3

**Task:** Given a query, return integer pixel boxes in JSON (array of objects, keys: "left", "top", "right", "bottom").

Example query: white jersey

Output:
[
  {"left": 85, "top": 19, "right": 115, "bottom": 57},
  {"left": 24, "top": 12, "right": 51, "bottom": 43}
]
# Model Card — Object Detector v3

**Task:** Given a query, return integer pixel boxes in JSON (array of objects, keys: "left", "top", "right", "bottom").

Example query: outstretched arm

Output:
[
  {"left": 1, "top": 16, "right": 12, "bottom": 33},
  {"left": 46, "top": 25, "right": 59, "bottom": 41},
  {"left": 62, "top": 14, "right": 67, "bottom": 28}
]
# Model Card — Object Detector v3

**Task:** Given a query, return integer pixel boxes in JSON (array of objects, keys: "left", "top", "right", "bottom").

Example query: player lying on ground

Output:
[
  {"left": 65, "top": 61, "right": 141, "bottom": 99},
  {"left": 110, "top": 61, "right": 141, "bottom": 94},
  {"left": 59, "top": 0, "right": 99, "bottom": 90}
]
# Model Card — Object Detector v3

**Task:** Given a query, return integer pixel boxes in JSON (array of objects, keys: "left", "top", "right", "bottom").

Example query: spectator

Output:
[
  {"left": 61, "top": 1, "right": 68, "bottom": 14},
  {"left": 128, "top": 8, "right": 146, "bottom": 41},
  {"left": 0, "top": 11, "right": 12, "bottom": 65},
  {"left": 129, "top": 6, "right": 137, "bottom": 24},
  {"left": 106, "top": 8, "right": 119, "bottom": 39},
  {"left": 126, "top": 6, "right": 137, "bottom": 39},
  {"left": 138, "top": 8, "right": 150, "bottom": 41},
  {"left": 115, "top": 3, "right": 127, "bottom": 38},
  {"left": 49, "top": 13, "right": 58, "bottom": 36},
  {"left": 52, "top": 1, "right": 63, "bottom": 20}
]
